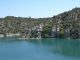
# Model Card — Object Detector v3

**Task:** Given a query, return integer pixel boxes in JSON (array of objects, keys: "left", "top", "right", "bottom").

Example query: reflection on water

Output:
[
  {"left": 0, "top": 37, "right": 80, "bottom": 60},
  {"left": 52, "top": 39, "right": 80, "bottom": 57},
  {"left": 26, "top": 38, "right": 80, "bottom": 57},
  {"left": 0, "top": 36, "right": 20, "bottom": 42}
]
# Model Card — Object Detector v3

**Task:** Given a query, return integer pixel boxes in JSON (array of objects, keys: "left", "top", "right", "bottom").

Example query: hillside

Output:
[
  {"left": 0, "top": 16, "right": 51, "bottom": 36},
  {"left": 0, "top": 7, "right": 80, "bottom": 39},
  {"left": 42, "top": 7, "right": 80, "bottom": 39}
]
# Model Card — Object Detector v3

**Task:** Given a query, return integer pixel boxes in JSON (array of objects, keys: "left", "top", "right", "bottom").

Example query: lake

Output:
[{"left": 0, "top": 37, "right": 80, "bottom": 60}]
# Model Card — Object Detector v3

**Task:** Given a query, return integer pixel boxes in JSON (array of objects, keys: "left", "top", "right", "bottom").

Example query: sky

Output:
[{"left": 0, "top": 0, "right": 80, "bottom": 18}]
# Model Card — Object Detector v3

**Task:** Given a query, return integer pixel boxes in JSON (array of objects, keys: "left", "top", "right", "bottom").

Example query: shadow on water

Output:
[{"left": 25, "top": 38, "right": 80, "bottom": 57}]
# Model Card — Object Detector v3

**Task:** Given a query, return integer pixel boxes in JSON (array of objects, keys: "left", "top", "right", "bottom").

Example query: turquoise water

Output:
[{"left": 0, "top": 37, "right": 80, "bottom": 60}]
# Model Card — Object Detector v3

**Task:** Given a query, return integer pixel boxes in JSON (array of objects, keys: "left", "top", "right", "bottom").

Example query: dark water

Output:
[{"left": 0, "top": 37, "right": 80, "bottom": 60}]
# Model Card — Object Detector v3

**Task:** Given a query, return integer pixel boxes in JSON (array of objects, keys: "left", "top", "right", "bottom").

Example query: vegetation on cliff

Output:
[{"left": 0, "top": 7, "right": 80, "bottom": 39}]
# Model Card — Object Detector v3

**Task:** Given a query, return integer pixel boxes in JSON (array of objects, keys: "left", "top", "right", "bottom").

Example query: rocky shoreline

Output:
[
  {"left": 0, "top": 34, "right": 4, "bottom": 38},
  {"left": 18, "top": 37, "right": 41, "bottom": 40},
  {"left": 0, "top": 33, "right": 21, "bottom": 38}
]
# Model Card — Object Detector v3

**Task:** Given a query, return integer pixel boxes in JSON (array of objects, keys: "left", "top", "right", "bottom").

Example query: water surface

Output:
[{"left": 0, "top": 37, "right": 80, "bottom": 60}]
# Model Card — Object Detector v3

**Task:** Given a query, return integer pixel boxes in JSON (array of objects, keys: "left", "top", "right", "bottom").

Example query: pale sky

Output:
[{"left": 0, "top": 0, "right": 80, "bottom": 18}]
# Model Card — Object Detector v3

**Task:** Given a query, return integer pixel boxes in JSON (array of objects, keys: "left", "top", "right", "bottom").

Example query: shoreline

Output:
[
  {"left": 0, "top": 34, "right": 80, "bottom": 40},
  {"left": 0, "top": 34, "right": 4, "bottom": 38},
  {"left": 0, "top": 33, "right": 21, "bottom": 38},
  {"left": 6, "top": 33, "right": 21, "bottom": 37},
  {"left": 18, "top": 37, "right": 80, "bottom": 40},
  {"left": 18, "top": 37, "right": 41, "bottom": 40}
]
